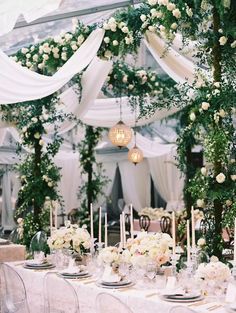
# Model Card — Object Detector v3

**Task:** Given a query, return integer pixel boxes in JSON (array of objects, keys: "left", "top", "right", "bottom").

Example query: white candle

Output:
[
  {"left": 90, "top": 203, "right": 94, "bottom": 240},
  {"left": 191, "top": 206, "right": 196, "bottom": 250},
  {"left": 120, "top": 214, "right": 123, "bottom": 248},
  {"left": 50, "top": 201, "right": 53, "bottom": 236},
  {"left": 187, "top": 220, "right": 191, "bottom": 263},
  {"left": 104, "top": 213, "right": 108, "bottom": 248},
  {"left": 98, "top": 207, "right": 102, "bottom": 244},
  {"left": 122, "top": 211, "right": 126, "bottom": 247},
  {"left": 234, "top": 218, "right": 236, "bottom": 264},
  {"left": 130, "top": 204, "right": 134, "bottom": 240},
  {"left": 172, "top": 211, "right": 176, "bottom": 255},
  {"left": 54, "top": 202, "right": 58, "bottom": 229}
]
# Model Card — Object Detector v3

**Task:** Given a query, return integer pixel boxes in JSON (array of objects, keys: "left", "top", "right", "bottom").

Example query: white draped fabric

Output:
[
  {"left": 145, "top": 31, "right": 195, "bottom": 84},
  {"left": 118, "top": 160, "right": 151, "bottom": 212},
  {"left": 54, "top": 151, "right": 81, "bottom": 213},
  {"left": 0, "top": 0, "right": 63, "bottom": 36},
  {"left": 0, "top": 29, "right": 104, "bottom": 104},
  {"left": 148, "top": 148, "right": 184, "bottom": 211}
]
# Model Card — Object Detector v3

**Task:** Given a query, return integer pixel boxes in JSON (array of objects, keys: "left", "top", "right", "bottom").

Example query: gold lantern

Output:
[
  {"left": 108, "top": 120, "right": 132, "bottom": 148},
  {"left": 128, "top": 144, "right": 143, "bottom": 165}
]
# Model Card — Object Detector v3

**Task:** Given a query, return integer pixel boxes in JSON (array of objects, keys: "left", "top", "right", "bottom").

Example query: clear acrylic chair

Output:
[
  {"left": 96, "top": 292, "right": 134, "bottom": 313},
  {"left": 169, "top": 306, "right": 196, "bottom": 313},
  {"left": 0, "top": 263, "right": 30, "bottom": 313},
  {"left": 30, "top": 230, "right": 48, "bottom": 254},
  {"left": 43, "top": 272, "right": 80, "bottom": 313}
]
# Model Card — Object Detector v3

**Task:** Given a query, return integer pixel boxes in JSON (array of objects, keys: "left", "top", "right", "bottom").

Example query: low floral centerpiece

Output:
[
  {"left": 138, "top": 207, "right": 171, "bottom": 220},
  {"left": 47, "top": 222, "right": 91, "bottom": 255},
  {"left": 122, "top": 232, "right": 173, "bottom": 268}
]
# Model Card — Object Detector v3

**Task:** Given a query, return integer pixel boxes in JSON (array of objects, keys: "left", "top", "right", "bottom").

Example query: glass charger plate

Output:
[
  {"left": 161, "top": 295, "right": 203, "bottom": 303},
  {"left": 23, "top": 263, "right": 55, "bottom": 270},
  {"left": 57, "top": 273, "right": 91, "bottom": 279},
  {"left": 101, "top": 279, "right": 131, "bottom": 287},
  {"left": 96, "top": 281, "right": 134, "bottom": 289}
]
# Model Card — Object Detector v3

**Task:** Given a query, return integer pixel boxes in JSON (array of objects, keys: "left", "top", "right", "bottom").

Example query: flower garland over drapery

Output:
[{"left": 1, "top": 0, "right": 235, "bottom": 258}]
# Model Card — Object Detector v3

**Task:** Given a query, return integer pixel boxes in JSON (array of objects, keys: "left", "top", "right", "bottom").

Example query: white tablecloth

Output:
[{"left": 6, "top": 262, "right": 226, "bottom": 313}]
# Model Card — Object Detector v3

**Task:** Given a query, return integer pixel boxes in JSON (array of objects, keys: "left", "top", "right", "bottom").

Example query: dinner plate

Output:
[
  {"left": 24, "top": 263, "right": 55, "bottom": 270},
  {"left": 101, "top": 279, "right": 131, "bottom": 287},
  {"left": 58, "top": 273, "right": 92, "bottom": 279},
  {"left": 161, "top": 294, "right": 203, "bottom": 303},
  {"left": 96, "top": 281, "right": 134, "bottom": 289},
  {"left": 59, "top": 270, "right": 89, "bottom": 277}
]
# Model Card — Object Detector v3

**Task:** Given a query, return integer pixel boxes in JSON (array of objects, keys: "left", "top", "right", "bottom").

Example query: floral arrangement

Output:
[
  {"left": 195, "top": 259, "right": 231, "bottom": 282},
  {"left": 98, "top": 246, "right": 121, "bottom": 266},
  {"left": 122, "top": 232, "right": 173, "bottom": 267},
  {"left": 138, "top": 207, "right": 171, "bottom": 220},
  {"left": 47, "top": 222, "right": 91, "bottom": 254}
]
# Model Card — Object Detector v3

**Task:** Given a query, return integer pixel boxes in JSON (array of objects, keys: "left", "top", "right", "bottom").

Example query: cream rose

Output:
[
  {"left": 219, "top": 36, "right": 228, "bottom": 46},
  {"left": 216, "top": 173, "right": 226, "bottom": 184},
  {"left": 201, "top": 102, "right": 210, "bottom": 110}
]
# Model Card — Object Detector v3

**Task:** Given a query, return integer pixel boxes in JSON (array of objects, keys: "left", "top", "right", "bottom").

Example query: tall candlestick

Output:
[
  {"left": 50, "top": 201, "right": 53, "bottom": 236},
  {"left": 172, "top": 211, "right": 176, "bottom": 255},
  {"left": 120, "top": 214, "right": 123, "bottom": 248},
  {"left": 98, "top": 207, "right": 102, "bottom": 244},
  {"left": 130, "top": 204, "right": 134, "bottom": 240},
  {"left": 187, "top": 220, "right": 191, "bottom": 263},
  {"left": 122, "top": 211, "right": 126, "bottom": 247},
  {"left": 234, "top": 217, "right": 236, "bottom": 264},
  {"left": 191, "top": 206, "right": 196, "bottom": 250},
  {"left": 104, "top": 213, "right": 108, "bottom": 248},
  {"left": 90, "top": 203, "right": 94, "bottom": 240},
  {"left": 54, "top": 202, "right": 58, "bottom": 229}
]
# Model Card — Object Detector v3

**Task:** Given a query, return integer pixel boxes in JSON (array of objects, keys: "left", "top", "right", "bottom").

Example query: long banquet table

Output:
[{"left": 6, "top": 262, "right": 226, "bottom": 313}]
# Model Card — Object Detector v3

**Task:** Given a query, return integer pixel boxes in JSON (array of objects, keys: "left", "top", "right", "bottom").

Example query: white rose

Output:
[
  {"left": 103, "top": 22, "right": 110, "bottom": 30},
  {"left": 39, "top": 139, "right": 44, "bottom": 146},
  {"left": 167, "top": 3, "right": 176, "bottom": 11},
  {"left": 216, "top": 173, "right": 226, "bottom": 184},
  {"left": 197, "top": 238, "right": 206, "bottom": 247},
  {"left": 122, "top": 75, "right": 128, "bottom": 83},
  {"left": 230, "top": 159, "right": 235, "bottom": 163},
  {"left": 43, "top": 54, "right": 49, "bottom": 61},
  {"left": 197, "top": 199, "right": 205, "bottom": 208},
  {"left": 26, "top": 61, "right": 32, "bottom": 67},
  {"left": 71, "top": 44, "right": 78, "bottom": 51},
  {"left": 186, "top": 7, "right": 193, "bottom": 17},
  {"left": 172, "top": 8, "right": 181, "bottom": 18},
  {"left": 77, "top": 35, "right": 85, "bottom": 45},
  {"left": 230, "top": 175, "right": 236, "bottom": 181},
  {"left": 171, "top": 23, "right": 178, "bottom": 30},
  {"left": 48, "top": 182, "right": 53, "bottom": 187},
  {"left": 231, "top": 40, "right": 236, "bottom": 48},
  {"left": 52, "top": 47, "right": 59, "bottom": 54},
  {"left": 148, "top": 0, "right": 157, "bottom": 5},
  {"left": 26, "top": 53, "right": 31, "bottom": 59},
  {"left": 219, "top": 36, "right": 228, "bottom": 46},
  {"left": 223, "top": 0, "right": 231, "bottom": 8},
  {"left": 64, "top": 33, "right": 72, "bottom": 41},
  {"left": 104, "top": 37, "right": 110, "bottom": 44},
  {"left": 140, "top": 14, "right": 147, "bottom": 22},
  {"left": 53, "top": 53, "right": 60, "bottom": 59},
  {"left": 32, "top": 54, "right": 38, "bottom": 62},
  {"left": 118, "top": 22, "right": 126, "bottom": 29},
  {"left": 201, "top": 167, "right": 207, "bottom": 176},
  {"left": 38, "top": 63, "right": 44, "bottom": 69},
  {"left": 190, "top": 112, "right": 196, "bottom": 121},
  {"left": 121, "top": 26, "right": 129, "bottom": 33},
  {"left": 125, "top": 37, "right": 133, "bottom": 45},
  {"left": 219, "top": 109, "right": 226, "bottom": 117},
  {"left": 226, "top": 200, "right": 232, "bottom": 207},
  {"left": 201, "top": 102, "right": 210, "bottom": 110},
  {"left": 31, "top": 117, "right": 38, "bottom": 123},
  {"left": 112, "top": 40, "right": 119, "bottom": 46},
  {"left": 104, "top": 50, "right": 112, "bottom": 59},
  {"left": 128, "top": 84, "right": 134, "bottom": 90},
  {"left": 61, "top": 52, "right": 67, "bottom": 61},
  {"left": 21, "top": 47, "right": 29, "bottom": 54}
]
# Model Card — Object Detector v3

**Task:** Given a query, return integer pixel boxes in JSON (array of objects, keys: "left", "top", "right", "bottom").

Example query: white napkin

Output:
[
  {"left": 62, "top": 259, "right": 80, "bottom": 274},
  {"left": 102, "top": 265, "right": 121, "bottom": 283},
  {"left": 26, "top": 252, "right": 45, "bottom": 265}
]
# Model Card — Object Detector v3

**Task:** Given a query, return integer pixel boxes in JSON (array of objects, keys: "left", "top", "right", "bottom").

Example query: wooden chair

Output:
[
  {"left": 125, "top": 213, "right": 131, "bottom": 236},
  {"left": 139, "top": 215, "right": 150, "bottom": 232}
]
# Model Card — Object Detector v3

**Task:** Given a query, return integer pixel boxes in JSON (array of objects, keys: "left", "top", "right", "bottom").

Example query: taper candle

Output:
[
  {"left": 105, "top": 213, "right": 108, "bottom": 248},
  {"left": 130, "top": 204, "right": 134, "bottom": 240},
  {"left": 120, "top": 214, "right": 123, "bottom": 248},
  {"left": 90, "top": 203, "right": 94, "bottom": 240},
  {"left": 191, "top": 206, "right": 196, "bottom": 250},
  {"left": 122, "top": 211, "right": 126, "bottom": 246},
  {"left": 187, "top": 220, "right": 191, "bottom": 263},
  {"left": 98, "top": 207, "right": 102, "bottom": 244},
  {"left": 172, "top": 211, "right": 176, "bottom": 255}
]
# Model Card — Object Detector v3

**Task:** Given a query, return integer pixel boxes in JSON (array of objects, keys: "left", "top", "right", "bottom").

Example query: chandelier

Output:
[{"left": 108, "top": 98, "right": 132, "bottom": 148}]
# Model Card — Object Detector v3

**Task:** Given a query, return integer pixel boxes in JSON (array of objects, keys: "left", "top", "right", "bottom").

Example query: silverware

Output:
[
  {"left": 207, "top": 304, "right": 222, "bottom": 311},
  {"left": 146, "top": 293, "right": 158, "bottom": 298}
]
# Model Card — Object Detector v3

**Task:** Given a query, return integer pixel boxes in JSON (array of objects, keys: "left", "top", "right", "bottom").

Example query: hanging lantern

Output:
[
  {"left": 128, "top": 145, "right": 143, "bottom": 165},
  {"left": 108, "top": 120, "right": 132, "bottom": 148}
]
